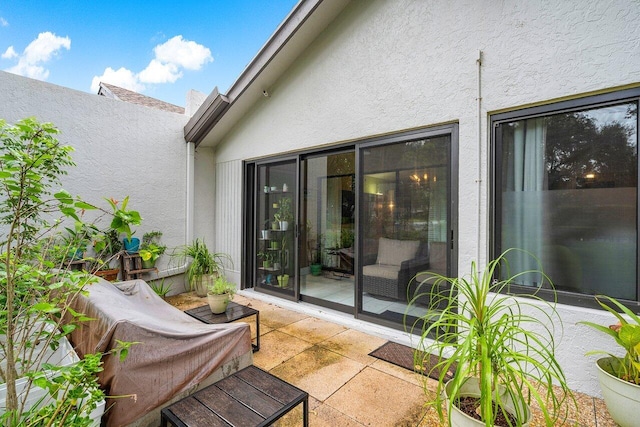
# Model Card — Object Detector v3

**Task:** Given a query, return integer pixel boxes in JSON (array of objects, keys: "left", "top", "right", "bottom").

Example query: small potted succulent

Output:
[
  {"left": 207, "top": 275, "right": 236, "bottom": 314},
  {"left": 580, "top": 295, "right": 640, "bottom": 427}
]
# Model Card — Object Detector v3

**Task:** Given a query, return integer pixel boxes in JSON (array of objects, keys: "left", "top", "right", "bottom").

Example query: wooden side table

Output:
[
  {"left": 160, "top": 365, "right": 308, "bottom": 427},
  {"left": 185, "top": 302, "right": 260, "bottom": 352}
]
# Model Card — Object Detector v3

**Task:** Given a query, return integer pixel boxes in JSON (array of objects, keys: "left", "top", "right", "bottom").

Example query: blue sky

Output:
[{"left": 0, "top": 1, "right": 298, "bottom": 107}]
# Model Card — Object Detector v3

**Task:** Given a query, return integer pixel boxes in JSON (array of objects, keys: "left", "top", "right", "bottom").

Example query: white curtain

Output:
[{"left": 503, "top": 118, "right": 546, "bottom": 285}]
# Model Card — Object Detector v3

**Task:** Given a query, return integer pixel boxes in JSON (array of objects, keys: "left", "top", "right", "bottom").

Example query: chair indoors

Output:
[{"left": 362, "top": 237, "right": 429, "bottom": 301}]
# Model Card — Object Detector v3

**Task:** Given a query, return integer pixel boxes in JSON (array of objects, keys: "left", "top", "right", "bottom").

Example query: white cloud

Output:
[
  {"left": 90, "top": 67, "right": 144, "bottom": 93},
  {"left": 153, "top": 35, "right": 212, "bottom": 71},
  {"left": 91, "top": 35, "right": 212, "bottom": 93},
  {"left": 4, "top": 31, "right": 70, "bottom": 80},
  {"left": 0, "top": 17, "right": 8, "bottom": 27},
  {"left": 2, "top": 46, "right": 17, "bottom": 59},
  {"left": 138, "top": 59, "right": 182, "bottom": 84}
]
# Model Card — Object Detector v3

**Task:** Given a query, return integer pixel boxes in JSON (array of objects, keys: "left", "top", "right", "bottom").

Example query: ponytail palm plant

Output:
[{"left": 410, "top": 248, "right": 575, "bottom": 426}]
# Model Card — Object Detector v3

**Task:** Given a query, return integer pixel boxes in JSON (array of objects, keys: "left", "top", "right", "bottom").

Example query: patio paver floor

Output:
[{"left": 166, "top": 291, "right": 617, "bottom": 426}]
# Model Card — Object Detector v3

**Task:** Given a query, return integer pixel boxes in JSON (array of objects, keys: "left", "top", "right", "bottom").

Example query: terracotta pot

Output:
[{"left": 95, "top": 268, "right": 119, "bottom": 282}]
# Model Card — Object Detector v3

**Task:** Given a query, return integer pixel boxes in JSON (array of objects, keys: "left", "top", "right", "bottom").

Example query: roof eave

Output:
[
  {"left": 184, "top": 0, "right": 350, "bottom": 147},
  {"left": 184, "top": 87, "right": 230, "bottom": 143}
]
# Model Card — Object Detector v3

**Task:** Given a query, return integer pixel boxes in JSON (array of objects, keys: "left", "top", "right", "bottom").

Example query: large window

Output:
[{"left": 493, "top": 89, "right": 639, "bottom": 302}]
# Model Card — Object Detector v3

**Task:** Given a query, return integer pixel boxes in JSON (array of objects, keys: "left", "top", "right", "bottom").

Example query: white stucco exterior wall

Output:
[
  {"left": 210, "top": 0, "right": 640, "bottom": 396},
  {"left": 0, "top": 71, "right": 194, "bottom": 292}
]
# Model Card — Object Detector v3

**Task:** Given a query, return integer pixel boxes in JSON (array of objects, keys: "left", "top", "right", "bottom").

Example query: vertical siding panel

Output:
[{"left": 215, "top": 160, "right": 242, "bottom": 275}]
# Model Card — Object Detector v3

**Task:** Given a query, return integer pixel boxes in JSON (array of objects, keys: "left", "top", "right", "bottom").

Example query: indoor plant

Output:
[
  {"left": 410, "top": 248, "right": 574, "bottom": 427},
  {"left": 174, "top": 238, "right": 232, "bottom": 297},
  {"left": 580, "top": 295, "right": 640, "bottom": 427},
  {"left": 276, "top": 196, "right": 293, "bottom": 231},
  {"left": 206, "top": 275, "right": 237, "bottom": 314},
  {"left": 138, "top": 230, "right": 166, "bottom": 269},
  {"left": 310, "top": 249, "right": 322, "bottom": 276}
]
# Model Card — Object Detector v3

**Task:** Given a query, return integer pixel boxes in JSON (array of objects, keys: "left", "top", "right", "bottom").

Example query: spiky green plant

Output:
[
  {"left": 173, "top": 238, "right": 232, "bottom": 292},
  {"left": 580, "top": 295, "right": 640, "bottom": 384},
  {"left": 409, "top": 248, "right": 575, "bottom": 426}
]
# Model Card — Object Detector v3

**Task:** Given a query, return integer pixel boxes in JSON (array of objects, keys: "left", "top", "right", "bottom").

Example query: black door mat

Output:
[{"left": 369, "top": 341, "right": 456, "bottom": 381}]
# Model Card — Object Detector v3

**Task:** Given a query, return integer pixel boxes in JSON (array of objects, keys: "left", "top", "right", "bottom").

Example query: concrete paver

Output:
[{"left": 167, "top": 292, "right": 619, "bottom": 426}]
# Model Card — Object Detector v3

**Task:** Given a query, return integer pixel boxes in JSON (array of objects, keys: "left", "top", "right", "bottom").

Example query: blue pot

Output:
[{"left": 123, "top": 237, "right": 140, "bottom": 253}]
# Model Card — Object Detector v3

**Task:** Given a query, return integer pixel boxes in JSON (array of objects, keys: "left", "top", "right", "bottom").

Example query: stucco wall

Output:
[
  {"left": 211, "top": 0, "right": 640, "bottom": 396},
  {"left": 0, "top": 70, "right": 193, "bottom": 292}
]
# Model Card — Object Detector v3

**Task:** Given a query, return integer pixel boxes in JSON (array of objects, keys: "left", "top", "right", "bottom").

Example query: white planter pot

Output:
[
  {"left": 279, "top": 221, "right": 289, "bottom": 231},
  {"left": 207, "top": 293, "right": 231, "bottom": 314},
  {"left": 0, "top": 324, "right": 105, "bottom": 426},
  {"left": 596, "top": 356, "right": 640, "bottom": 427},
  {"left": 445, "top": 377, "right": 530, "bottom": 427},
  {"left": 192, "top": 273, "right": 216, "bottom": 297}
]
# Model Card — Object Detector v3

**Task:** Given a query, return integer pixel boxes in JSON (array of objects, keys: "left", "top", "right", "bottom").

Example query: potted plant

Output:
[
  {"left": 310, "top": 248, "right": 322, "bottom": 276},
  {"left": 0, "top": 118, "right": 131, "bottom": 424},
  {"left": 277, "top": 274, "right": 290, "bottom": 288},
  {"left": 138, "top": 231, "right": 166, "bottom": 269},
  {"left": 580, "top": 295, "right": 640, "bottom": 427},
  {"left": 60, "top": 223, "right": 94, "bottom": 261},
  {"left": 258, "top": 251, "right": 273, "bottom": 269},
  {"left": 206, "top": 275, "right": 237, "bottom": 314},
  {"left": 106, "top": 196, "right": 142, "bottom": 253},
  {"left": 410, "top": 248, "right": 574, "bottom": 427},
  {"left": 91, "top": 228, "right": 123, "bottom": 281},
  {"left": 174, "top": 238, "right": 232, "bottom": 297},
  {"left": 276, "top": 197, "right": 293, "bottom": 231}
]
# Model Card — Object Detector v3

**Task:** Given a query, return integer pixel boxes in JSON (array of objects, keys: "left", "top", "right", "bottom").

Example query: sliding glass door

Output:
[
  {"left": 254, "top": 160, "right": 297, "bottom": 299},
  {"left": 245, "top": 125, "right": 456, "bottom": 329},
  {"left": 299, "top": 151, "right": 355, "bottom": 310},
  {"left": 359, "top": 133, "right": 452, "bottom": 325}
]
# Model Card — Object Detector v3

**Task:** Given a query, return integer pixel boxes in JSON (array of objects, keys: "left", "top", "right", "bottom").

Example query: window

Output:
[{"left": 493, "top": 89, "right": 639, "bottom": 303}]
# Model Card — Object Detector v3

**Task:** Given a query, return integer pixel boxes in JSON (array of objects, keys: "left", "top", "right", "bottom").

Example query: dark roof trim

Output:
[{"left": 183, "top": 87, "right": 230, "bottom": 143}]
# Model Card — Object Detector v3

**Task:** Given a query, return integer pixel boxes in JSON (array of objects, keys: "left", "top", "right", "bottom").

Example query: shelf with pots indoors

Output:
[{"left": 257, "top": 235, "right": 292, "bottom": 288}]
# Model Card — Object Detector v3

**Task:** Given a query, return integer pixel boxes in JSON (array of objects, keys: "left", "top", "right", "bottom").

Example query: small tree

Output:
[{"left": 0, "top": 118, "right": 136, "bottom": 425}]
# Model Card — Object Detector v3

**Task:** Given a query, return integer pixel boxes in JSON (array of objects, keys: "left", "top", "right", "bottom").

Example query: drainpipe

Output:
[
  {"left": 156, "top": 141, "right": 195, "bottom": 278},
  {"left": 476, "top": 49, "right": 483, "bottom": 263}
]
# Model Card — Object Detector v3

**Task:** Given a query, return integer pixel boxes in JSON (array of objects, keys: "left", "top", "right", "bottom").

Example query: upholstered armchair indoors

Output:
[{"left": 362, "top": 237, "right": 429, "bottom": 301}]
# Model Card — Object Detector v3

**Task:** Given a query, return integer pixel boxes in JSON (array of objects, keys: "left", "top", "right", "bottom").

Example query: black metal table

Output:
[
  {"left": 160, "top": 365, "right": 309, "bottom": 427},
  {"left": 185, "top": 302, "right": 260, "bottom": 352}
]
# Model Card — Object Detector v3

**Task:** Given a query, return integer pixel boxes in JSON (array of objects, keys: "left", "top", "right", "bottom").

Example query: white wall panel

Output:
[
  {"left": 0, "top": 71, "right": 189, "bottom": 285},
  {"left": 211, "top": 0, "right": 640, "bottom": 396}
]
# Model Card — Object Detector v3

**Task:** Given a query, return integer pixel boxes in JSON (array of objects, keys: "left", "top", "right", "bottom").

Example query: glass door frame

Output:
[
  {"left": 242, "top": 123, "right": 458, "bottom": 331},
  {"left": 248, "top": 155, "right": 300, "bottom": 302},
  {"left": 298, "top": 148, "right": 356, "bottom": 313},
  {"left": 354, "top": 124, "right": 459, "bottom": 329}
]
